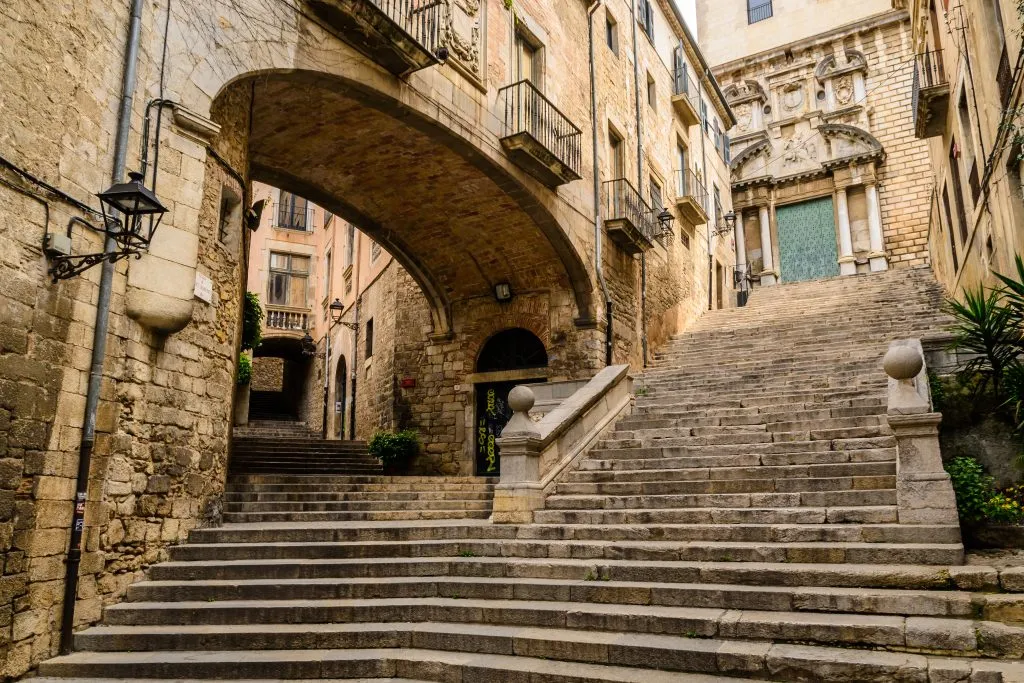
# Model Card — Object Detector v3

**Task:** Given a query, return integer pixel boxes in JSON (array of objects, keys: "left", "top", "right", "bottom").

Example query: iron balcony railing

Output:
[
  {"left": 500, "top": 80, "right": 583, "bottom": 178},
  {"left": 676, "top": 169, "right": 708, "bottom": 212},
  {"left": 604, "top": 178, "right": 659, "bottom": 242},
  {"left": 369, "top": 0, "right": 444, "bottom": 57},
  {"left": 673, "top": 65, "right": 698, "bottom": 101},
  {"left": 748, "top": 1, "right": 772, "bottom": 24},
  {"left": 274, "top": 203, "right": 317, "bottom": 231}
]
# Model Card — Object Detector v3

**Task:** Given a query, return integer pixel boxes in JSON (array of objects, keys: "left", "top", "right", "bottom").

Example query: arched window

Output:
[{"left": 476, "top": 328, "right": 548, "bottom": 373}]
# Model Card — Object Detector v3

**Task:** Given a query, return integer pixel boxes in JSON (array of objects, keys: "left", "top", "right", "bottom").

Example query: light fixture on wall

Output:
[
  {"left": 45, "top": 172, "right": 168, "bottom": 282},
  {"left": 300, "top": 331, "right": 317, "bottom": 357},
  {"left": 330, "top": 298, "right": 359, "bottom": 331},
  {"left": 713, "top": 211, "right": 737, "bottom": 238},
  {"left": 656, "top": 207, "right": 675, "bottom": 235},
  {"left": 494, "top": 282, "right": 513, "bottom": 303}
]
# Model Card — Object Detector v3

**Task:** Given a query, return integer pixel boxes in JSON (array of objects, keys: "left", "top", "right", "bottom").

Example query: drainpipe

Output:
[
  {"left": 588, "top": 0, "right": 613, "bottom": 366},
  {"left": 61, "top": 0, "right": 144, "bottom": 655},
  {"left": 630, "top": 0, "right": 648, "bottom": 367},
  {"left": 348, "top": 297, "right": 359, "bottom": 440}
]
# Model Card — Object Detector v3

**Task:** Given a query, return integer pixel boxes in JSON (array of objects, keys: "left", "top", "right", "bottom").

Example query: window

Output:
[
  {"left": 714, "top": 118, "right": 721, "bottom": 152},
  {"left": 676, "top": 143, "right": 688, "bottom": 198},
  {"left": 606, "top": 11, "right": 618, "bottom": 55},
  {"left": 323, "top": 210, "right": 334, "bottom": 227},
  {"left": 948, "top": 138, "right": 970, "bottom": 247},
  {"left": 990, "top": 0, "right": 1012, "bottom": 106},
  {"left": 748, "top": 0, "right": 773, "bottom": 23},
  {"left": 647, "top": 73, "right": 656, "bottom": 110},
  {"left": 324, "top": 250, "right": 333, "bottom": 299},
  {"left": 268, "top": 252, "right": 310, "bottom": 308},
  {"left": 515, "top": 29, "right": 542, "bottom": 87},
  {"left": 277, "top": 191, "right": 309, "bottom": 230},
  {"left": 941, "top": 185, "right": 960, "bottom": 272},
  {"left": 370, "top": 241, "right": 381, "bottom": 263},
  {"left": 649, "top": 176, "right": 663, "bottom": 212},
  {"left": 638, "top": 0, "right": 655, "bottom": 40},
  {"left": 365, "top": 318, "right": 374, "bottom": 358},
  {"left": 672, "top": 47, "right": 689, "bottom": 96},
  {"left": 957, "top": 90, "right": 981, "bottom": 204},
  {"left": 701, "top": 100, "right": 710, "bottom": 134},
  {"left": 345, "top": 224, "right": 355, "bottom": 267},
  {"left": 723, "top": 134, "right": 731, "bottom": 164},
  {"left": 609, "top": 127, "right": 625, "bottom": 179}
]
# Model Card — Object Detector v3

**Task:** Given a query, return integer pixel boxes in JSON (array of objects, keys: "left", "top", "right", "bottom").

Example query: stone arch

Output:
[
  {"left": 211, "top": 68, "right": 595, "bottom": 337},
  {"left": 476, "top": 328, "right": 549, "bottom": 373},
  {"left": 820, "top": 124, "right": 885, "bottom": 166},
  {"left": 815, "top": 50, "right": 868, "bottom": 81}
]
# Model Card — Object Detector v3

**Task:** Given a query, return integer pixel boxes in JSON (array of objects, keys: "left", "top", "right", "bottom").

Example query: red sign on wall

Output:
[{"left": 400, "top": 377, "right": 416, "bottom": 389}]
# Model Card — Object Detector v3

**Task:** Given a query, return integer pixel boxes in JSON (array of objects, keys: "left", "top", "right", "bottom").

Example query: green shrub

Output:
[
  {"left": 984, "top": 493, "right": 1024, "bottom": 524},
  {"left": 947, "top": 457, "right": 996, "bottom": 524},
  {"left": 947, "top": 284, "right": 1020, "bottom": 396},
  {"left": 242, "top": 292, "right": 264, "bottom": 351},
  {"left": 237, "top": 354, "right": 252, "bottom": 386},
  {"left": 368, "top": 430, "right": 420, "bottom": 469}
]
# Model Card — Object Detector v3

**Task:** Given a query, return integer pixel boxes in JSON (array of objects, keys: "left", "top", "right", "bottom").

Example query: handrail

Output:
[
  {"left": 499, "top": 80, "right": 583, "bottom": 177},
  {"left": 368, "top": 0, "right": 443, "bottom": 56},
  {"left": 675, "top": 169, "right": 708, "bottom": 211}
]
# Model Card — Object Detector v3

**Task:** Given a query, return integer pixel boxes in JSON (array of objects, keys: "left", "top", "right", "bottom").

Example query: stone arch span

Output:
[{"left": 213, "top": 69, "right": 595, "bottom": 337}]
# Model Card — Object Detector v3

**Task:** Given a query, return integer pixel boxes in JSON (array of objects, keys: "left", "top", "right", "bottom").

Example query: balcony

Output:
[
  {"left": 266, "top": 306, "right": 311, "bottom": 332},
  {"left": 674, "top": 169, "right": 709, "bottom": 226},
  {"left": 913, "top": 49, "right": 950, "bottom": 139},
  {"left": 303, "top": 0, "right": 444, "bottom": 77},
  {"left": 499, "top": 80, "right": 583, "bottom": 188},
  {"left": 604, "top": 179, "right": 658, "bottom": 254},
  {"left": 274, "top": 203, "right": 316, "bottom": 232},
  {"left": 671, "top": 67, "right": 701, "bottom": 128}
]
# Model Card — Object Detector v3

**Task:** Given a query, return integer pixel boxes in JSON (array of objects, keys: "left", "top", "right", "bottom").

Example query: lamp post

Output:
[
  {"left": 706, "top": 211, "right": 737, "bottom": 311},
  {"left": 57, "top": 171, "right": 167, "bottom": 654},
  {"left": 322, "top": 298, "right": 357, "bottom": 439}
]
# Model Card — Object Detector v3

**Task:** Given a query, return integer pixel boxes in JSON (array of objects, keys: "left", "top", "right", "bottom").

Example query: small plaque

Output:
[
  {"left": 400, "top": 377, "right": 416, "bottom": 389},
  {"left": 194, "top": 272, "right": 213, "bottom": 303}
]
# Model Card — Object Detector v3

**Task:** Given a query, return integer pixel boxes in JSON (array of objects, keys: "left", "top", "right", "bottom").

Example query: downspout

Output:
[
  {"left": 61, "top": 0, "right": 144, "bottom": 655},
  {"left": 348, "top": 229, "right": 364, "bottom": 441},
  {"left": 699, "top": 74, "right": 712, "bottom": 311},
  {"left": 630, "top": 0, "right": 648, "bottom": 367},
  {"left": 588, "top": 0, "right": 613, "bottom": 366}
]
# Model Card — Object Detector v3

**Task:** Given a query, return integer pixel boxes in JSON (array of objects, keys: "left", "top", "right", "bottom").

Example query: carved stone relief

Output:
[
  {"left": 735, "top": 103, "right": 754, "bottom": 132},
  {"left": 834, "top": 75, "right": 854, "bottom": 106},
  {"left": 441, "top": 0, "right": 484, "bottom": 83},
  {"left": 782, "top": 84, "right": 804, "bottom": 113}
]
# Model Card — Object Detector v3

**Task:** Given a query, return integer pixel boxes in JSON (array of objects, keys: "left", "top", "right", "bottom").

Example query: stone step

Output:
[
  {"left": 569, "top": 461, "right": 895, "bottom": 482},
  {"left": 84, "top": 601, "right": 1024, "bottom": 658},
  {"left": 533, "top": 505, "right": 899, "bottom": 525},
  {"left": 222, "top": 510, "right": 495, "bottom": 523},
  {"left": 124, "top": 575, "right": 1011, "bottom": 619},
  {"left": 223, "top": 498, "right": 495, "bottom": 513},
  {"left": 544, "top": 489, "right": 898, "bottom": 510},
  {"left": 579, "top": 449, "right": 896, "bottom": 471},
  {"left": 226, "top": 475, "right": 498, "bottom": 485},
  {"left": 553, "top": 475, "right": 897, "bottom": 496},
  {"left": 36, "top": 646, "right": 781, "bottom": 682},
  {"left": 147, "top": 557, "right": 997, "bottom": 591},
  {"left": 225, "top": 490, "right": 497, "bottom": 502},
  {"left": 168, "top": 538, "right": 964, "bottom": 565}
]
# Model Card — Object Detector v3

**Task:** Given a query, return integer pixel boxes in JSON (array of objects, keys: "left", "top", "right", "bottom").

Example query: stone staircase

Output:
[
  {"left": 37, "top": 269, "right": 1024, "bottom": 682},
  {"left": 231, "top": 420, "right": 382, "bottom": 475}
]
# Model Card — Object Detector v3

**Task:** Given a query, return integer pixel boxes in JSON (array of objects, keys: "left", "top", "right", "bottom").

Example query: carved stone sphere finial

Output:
[
  {"left": 883, "top": 345, "right": 923, "bottom": 381},
  {"left": 508, "top": 385, "right": 536, "bottom": 414}
]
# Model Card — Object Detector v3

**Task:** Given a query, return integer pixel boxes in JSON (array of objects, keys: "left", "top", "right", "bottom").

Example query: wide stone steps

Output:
[
  {"left": 546, "top": 489, "right": 900, "bottom": 511},
  {"left": 63, "top": 607, "right": 1024, "bottom": 661},
  {"left": 533, "top": 505, "right": 899, "bottom": 524},
  {"left": 570, "top": 461, "right": 894, "bottom": 482}
]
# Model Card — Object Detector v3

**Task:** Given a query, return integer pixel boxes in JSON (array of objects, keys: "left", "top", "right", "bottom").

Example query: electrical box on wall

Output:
[{"left": 43, "top": 232, "right": 72, "bottom": 257}]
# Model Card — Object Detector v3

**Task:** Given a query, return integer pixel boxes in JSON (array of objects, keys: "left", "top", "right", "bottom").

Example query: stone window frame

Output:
[
  {"left": 513, "top": 13, "right": 548, "bottom": 92},
  {"left": 647, "top": 71, "right": 657, "bottom": 111},
  {"left": 605, "top": 9, "right": 619, "bottom": 56},
  {"left": 268, "top": 251, "right": 312, "bottom": 309}
]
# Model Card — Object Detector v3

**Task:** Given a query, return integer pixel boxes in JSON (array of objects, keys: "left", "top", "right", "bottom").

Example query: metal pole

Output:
[{"left": 61, "top": 0, "right": 145, "bottom": 655}]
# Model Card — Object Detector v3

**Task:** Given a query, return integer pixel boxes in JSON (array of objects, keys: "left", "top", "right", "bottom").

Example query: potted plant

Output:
[{"left": 368, "top": 430, "right": 420, "bottom": 475}]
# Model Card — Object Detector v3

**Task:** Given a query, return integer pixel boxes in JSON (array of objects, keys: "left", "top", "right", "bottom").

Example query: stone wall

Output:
[{"left": 250, "top": 358, "right": 284, "bottom": 392}]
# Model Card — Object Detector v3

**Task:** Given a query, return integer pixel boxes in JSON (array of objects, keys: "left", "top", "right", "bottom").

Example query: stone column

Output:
[
  {"left": 491, "top": 386, "right": 545, "bottom": 524},
  {"left": 883, "top": 341, "right": 959, "bottom": 526},
  {"left": 735, "top": 208, "right": 748, "bottom": 271},
  {"left": 866, "top": 183, "right": 888, "bottom": 272},
  {"left": 758, "top": 205, "right": 777, "bottom": 286},
  {"left": 836, "top": 187, "right": 857, "bottom": 276}
]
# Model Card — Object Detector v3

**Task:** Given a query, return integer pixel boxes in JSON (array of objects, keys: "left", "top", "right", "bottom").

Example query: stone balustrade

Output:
[
  {"left": 883, "top": 339, "right": 959, "bottom": 525},
  {"left": 492, "top": 365, "right": 632, "bottom": 524}
]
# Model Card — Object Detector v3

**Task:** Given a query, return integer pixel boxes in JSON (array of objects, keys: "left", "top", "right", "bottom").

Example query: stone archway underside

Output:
[{"left": 240, "top": 73, "right": 594, "bottom": 335}]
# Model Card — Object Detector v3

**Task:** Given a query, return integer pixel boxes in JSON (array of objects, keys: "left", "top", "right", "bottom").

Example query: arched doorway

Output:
[
  {"left": 334, "top": 356, "right": 347, "bottom": 439},
  {"left": 474, "top": 328, "right": 548, "bottom": 476}
]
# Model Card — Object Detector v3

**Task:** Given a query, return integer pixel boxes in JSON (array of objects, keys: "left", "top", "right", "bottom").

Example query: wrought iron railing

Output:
[
  {"left": 673, "top": 65, "right": 698, "bottom": 101},
  {"left": 368, "top": 0, "right": 444, "bottom": 56},
  {"left": 499, "top": 80, "right": 583, "bottom": 177},
  {"left": 274, "top": 203, "right": 316, "bottom": 231},
  {"left": 676, "top": 169, "right": 708, "bottom": 212},
  {"left": 915, "top": 49, "right": 947, "bottom": 90},
  {"left": 748, "top": 1, "right": 772, "bottom": 24},
  {"left": 266, "top": 307, "right": 310, "bottom": 331},
  {"left": 604, "top": 179, "right": 658, "bottom": 242}
]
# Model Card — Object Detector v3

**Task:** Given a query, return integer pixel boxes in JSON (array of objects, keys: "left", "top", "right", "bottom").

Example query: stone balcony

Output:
[
  {"left": 913, "top": 49, "right": 949, "bottom": 139},
  {"left": 304, "top": 0, "right": 444, "bottom": 76},
  {"left": 603, "top": 179, "right": 658, "bottom": 255},
  {"left": 671, "top": 68, "right": 701, "bottom": 128},
  {"left": 265, "top": 306, "right": 311, "bottom": 333},
  {"left": 674, "top": 169, "right": 709, "bottom": 226},
  {"left": 499, "top": 80, "right": 583, "bottom": 188}
]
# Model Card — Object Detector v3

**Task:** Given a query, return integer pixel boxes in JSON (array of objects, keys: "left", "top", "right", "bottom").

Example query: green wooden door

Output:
[{"left": 776, "top": 197, "right": 840, "bottom": 283}]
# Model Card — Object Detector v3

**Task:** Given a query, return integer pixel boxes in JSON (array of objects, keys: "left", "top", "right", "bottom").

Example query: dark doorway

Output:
[
  {"left": 334, "top": 356, "right": 347, "bottom": 438},
  {"left": 474, "top": 328, "right": 548, "bottom": 475}
]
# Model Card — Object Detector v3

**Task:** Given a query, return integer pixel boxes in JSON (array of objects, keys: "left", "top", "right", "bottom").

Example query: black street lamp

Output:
[
  {"left": 656, "top": 207, "right": 676, "bottom": 235},
  {"left": 47, "top": 172, "right": 168, "bottom": 282},
  {"left": 713, "top": 211, "right": 737, "bottom": 238},
  {"left": 300, "top": 331, "right": 317, "bottom": 357},
  {"left": 329, "top": 298, "right": 345, "bottom": 325}
]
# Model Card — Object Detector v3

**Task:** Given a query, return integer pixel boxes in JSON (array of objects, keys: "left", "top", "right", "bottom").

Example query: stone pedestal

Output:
[
  {"left": 492, "top": 387, "right": 545, "bottom": 524},
  {"left": 233, "top": 384, "right": 250, "bottom": 427},
  {"left": 889, "top": 413, "right": 959, "bottom": 525}
]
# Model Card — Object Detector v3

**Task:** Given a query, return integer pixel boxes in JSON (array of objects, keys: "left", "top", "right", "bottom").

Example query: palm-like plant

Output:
[
  {"left": 995, "top": 254, "right": 1024, "bottom": 341},
  {"left": 947, "top": 285, "right": 1020, "bottom": 395}
]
